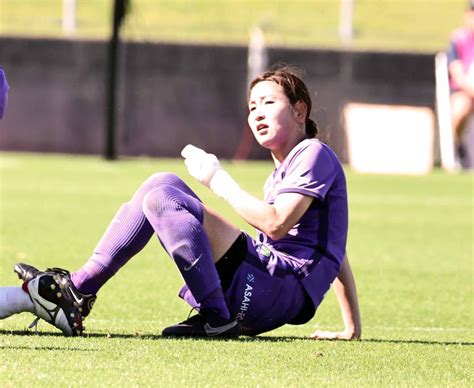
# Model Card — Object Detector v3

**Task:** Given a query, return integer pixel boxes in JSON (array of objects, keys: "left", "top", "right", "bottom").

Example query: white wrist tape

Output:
[{"left": 209, "top": 169, "right": 240, "bottom": 201}]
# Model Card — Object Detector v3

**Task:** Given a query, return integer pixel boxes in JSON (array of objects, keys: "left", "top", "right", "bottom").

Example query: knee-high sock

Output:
[
  {"left": 0, "top": 286, "right": 34, "bottom": 319},
  {"left": 142, "top": 176, "right": 230, "bottom": 319},
  {"left": 70, "top": 174, "right": 177, "bottom": 295}
]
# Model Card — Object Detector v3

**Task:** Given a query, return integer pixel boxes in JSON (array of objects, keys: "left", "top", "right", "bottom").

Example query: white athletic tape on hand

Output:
[
  {"left": 181, "top": 144, "right": 240, "bottom": 200},
  {"left": 181, "top": 144, "right": 205, "bottom": 159},
  {"left": 181, "top": 144, "right": 221, "bottom": 186}
]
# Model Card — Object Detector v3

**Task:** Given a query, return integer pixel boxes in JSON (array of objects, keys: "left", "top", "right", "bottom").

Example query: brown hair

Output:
[{"left": 249, "top": 66, "right": 319, "bottom": 138}]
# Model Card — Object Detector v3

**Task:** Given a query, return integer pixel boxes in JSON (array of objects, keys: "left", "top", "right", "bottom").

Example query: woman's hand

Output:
[
  {"left": 181, "top": 144, "right": 221, "bottom": 186},
  {"left": 309, "top": 255, "right": 362, "bottom": 341},
  {"left": 181, "top": 144, "right": 239, "bottom": 201},
  {"left": 309, "top": 327, "right": 361, "bottom": 341}
]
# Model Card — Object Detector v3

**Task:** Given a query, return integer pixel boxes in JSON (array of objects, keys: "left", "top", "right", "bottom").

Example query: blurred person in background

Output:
[
  {"left": 448, "top": 0, "right": 474, "bottom": 163},
  {"left": 0, "top": 67, "right": 9, "bottom": 119},
  {"left": 0, "top": 67, "right": 361, "bottom": 341}
]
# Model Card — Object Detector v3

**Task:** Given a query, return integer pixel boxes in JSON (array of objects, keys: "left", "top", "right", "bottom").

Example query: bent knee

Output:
[
  {"left": 142, "top": 184, "right": 203, "bottom": 221},
  {"left": 142, "top": 172, "right": 184, "bottom": 189},
  {"left": 142, "top": 186, "right": 179, "bottom": 218}
]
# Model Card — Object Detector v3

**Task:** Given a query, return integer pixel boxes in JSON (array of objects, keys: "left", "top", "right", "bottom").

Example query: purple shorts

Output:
[{"left": 179, "top": 233, "right": 315, "bottom": 336}]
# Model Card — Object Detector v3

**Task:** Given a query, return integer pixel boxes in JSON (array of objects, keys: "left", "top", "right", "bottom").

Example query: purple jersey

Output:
[{"left": 256, "top": 138, "right": 348, "bottom": 268}]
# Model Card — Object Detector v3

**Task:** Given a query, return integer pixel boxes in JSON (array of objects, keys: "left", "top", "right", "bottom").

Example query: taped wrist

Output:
[{"left": 209, "top": 169, "right": 240, "bottom": 201}]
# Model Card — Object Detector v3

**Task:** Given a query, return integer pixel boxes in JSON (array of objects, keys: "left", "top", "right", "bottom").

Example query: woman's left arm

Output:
[{"left": 310, "top": 254, "right": 361, "bottom": 340}]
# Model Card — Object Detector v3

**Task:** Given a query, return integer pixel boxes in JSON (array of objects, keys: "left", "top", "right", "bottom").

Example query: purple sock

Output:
[
  {"left": 71, "top": 173, "right": 177, "bottom": 295},
  {"left": 142, "top": 175, "right": 230, "bottom": 320}
]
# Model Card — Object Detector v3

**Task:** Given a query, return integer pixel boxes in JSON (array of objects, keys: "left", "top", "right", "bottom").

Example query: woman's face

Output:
[{"left": 247, "top": 81, "right": 302, "bottom": 150}]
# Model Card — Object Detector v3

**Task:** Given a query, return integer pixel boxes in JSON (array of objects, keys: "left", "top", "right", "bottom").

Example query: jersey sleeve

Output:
[{"left": 277, "top": 142, "right": 337, "bottom": 201}]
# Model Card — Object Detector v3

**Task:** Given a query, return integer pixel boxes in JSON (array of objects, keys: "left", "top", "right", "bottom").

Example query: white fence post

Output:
[
  {"left": 247, "top": 25, "right": 268, "bottom": 86},
  {"left": 435, "top": 52, "right": 458, "bottom": 172},
  {"left": 339, "top": 0, "right": 354, "bottom": 45},
  {"left": 63, "top": 0, "right": 76, "bottom": 36}
]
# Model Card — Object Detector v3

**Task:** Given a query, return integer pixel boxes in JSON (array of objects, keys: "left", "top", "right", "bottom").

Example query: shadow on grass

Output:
[
  {"left": 1, "top": 329, "right": 472, "bottom": 347},
  {"left": 0, "top": 344, "right": 97, "bottom": 352},
  {"left": 361, "top": 338, "right": 474, "bottom": 347},
  {"left": 242, "top": 337, "right": 474, "bottom": 346},
  {"left": 0, "top": 329, "right": 98, "bottom": 352}
]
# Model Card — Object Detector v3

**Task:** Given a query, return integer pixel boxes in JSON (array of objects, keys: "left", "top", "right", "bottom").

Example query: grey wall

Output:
[{"left": 0, "top": 37, "right": 436, "bottom": 161}]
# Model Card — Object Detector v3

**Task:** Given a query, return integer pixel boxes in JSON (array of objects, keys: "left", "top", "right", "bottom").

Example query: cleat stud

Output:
[
  {"left": 70, "top": 313, "right": 75, "bottom": 318},
  {"left": 79, "top": 307, "right": 83, "bottom": 312},
  {"left": 56, "top": 292, "right": 62, "bottom": 298},
  {"left": 50, "top": 284, "right": 56, "bottom": 290}
]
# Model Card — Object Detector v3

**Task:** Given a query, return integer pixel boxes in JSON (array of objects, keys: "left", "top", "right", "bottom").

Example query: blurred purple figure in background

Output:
[
  {"left": 0, "top": 67, "right": 9, "bottom": 119},
  {"left": 447, "top": 1, "right": 474, "bottom": 160}
]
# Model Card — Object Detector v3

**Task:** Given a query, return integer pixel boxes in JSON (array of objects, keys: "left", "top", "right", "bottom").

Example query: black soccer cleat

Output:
[
  {"left": 162, "top": 308, "right": 240, "bottom": 338},
  {"left": 14, "top": 262, "right": 41, "bottom": 283},
  {"left": 15, "top": 263, "right": 97, "bottom": 318},
  {"left": 24, "top": 272, "right": 84, "bottom": 336}
]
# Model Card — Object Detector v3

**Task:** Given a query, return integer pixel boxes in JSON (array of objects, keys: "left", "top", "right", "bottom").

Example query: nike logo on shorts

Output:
[{"left": 183, "top": 254, "right": 203, "bottom": 272}]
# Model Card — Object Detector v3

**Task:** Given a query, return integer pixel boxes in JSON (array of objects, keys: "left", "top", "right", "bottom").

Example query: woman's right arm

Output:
[
  {"left": 227, "top": 188, "right": 313, "bottom": 240},
  {"left": 181, "top": 144, "right": 314, "bottom": 239}
]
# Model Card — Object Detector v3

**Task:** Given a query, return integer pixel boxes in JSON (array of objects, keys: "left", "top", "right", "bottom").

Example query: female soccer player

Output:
[{"left": 1, "top": 67, "right": 361, "bottom": 340}]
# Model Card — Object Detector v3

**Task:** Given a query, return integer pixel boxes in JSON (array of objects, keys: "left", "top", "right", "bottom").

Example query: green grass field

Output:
[
  {"left": 0, "top": 0, "right": 469, "bottom": 52},
  {"left": 0, "top": 152, "right": 472, "bottom": 386}
]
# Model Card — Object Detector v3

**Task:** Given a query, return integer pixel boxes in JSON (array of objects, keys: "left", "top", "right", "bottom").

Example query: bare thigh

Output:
[{"left": 202, "top": 206, "right": 241, "bottom": 263}]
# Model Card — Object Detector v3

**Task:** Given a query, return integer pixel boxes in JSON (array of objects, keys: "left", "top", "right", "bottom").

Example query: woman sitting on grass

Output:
[{"left": 0, "top": 66, "right": 361, "bottom": 340}]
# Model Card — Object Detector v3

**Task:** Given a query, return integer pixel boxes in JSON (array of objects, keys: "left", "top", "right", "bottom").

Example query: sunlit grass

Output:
[{"left": 0, "top": 152, "right": 472, "bottom": 386}]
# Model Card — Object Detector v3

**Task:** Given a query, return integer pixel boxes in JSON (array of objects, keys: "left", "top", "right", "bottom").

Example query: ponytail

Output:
[{"left": 305, "top": 118, "right": 319, "bottom": 138}]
